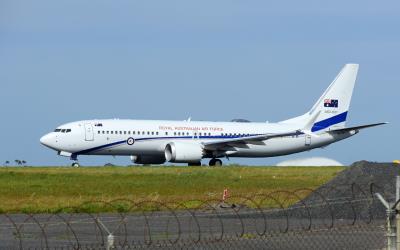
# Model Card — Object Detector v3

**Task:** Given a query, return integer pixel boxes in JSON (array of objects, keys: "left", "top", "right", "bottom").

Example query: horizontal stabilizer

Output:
[{"left": 329, "top": 122, "right": 388, "bottom": 133}]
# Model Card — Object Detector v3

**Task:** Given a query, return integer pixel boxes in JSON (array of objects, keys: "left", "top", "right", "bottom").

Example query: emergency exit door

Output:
[{"left": 84, "top": 123, "right": 94, "bottom": 141}]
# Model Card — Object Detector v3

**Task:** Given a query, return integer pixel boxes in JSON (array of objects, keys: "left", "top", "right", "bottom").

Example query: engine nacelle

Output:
[
  {"left": 165, "top": 142, "right": 204, "bottom": 163},
  {"left": 130, "top": 155, "right": 165, "bottom": 165}
]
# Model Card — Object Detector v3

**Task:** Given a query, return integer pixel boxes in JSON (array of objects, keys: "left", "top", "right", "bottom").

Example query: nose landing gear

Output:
[
  {"left": 209, "top": 158, "right": 222, "bottom": 166},
  {"left": 70, "top": 154, "right": 80, "bottom": 168}
]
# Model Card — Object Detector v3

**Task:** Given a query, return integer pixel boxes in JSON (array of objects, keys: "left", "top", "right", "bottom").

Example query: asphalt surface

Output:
[{"left": 0, "top": 207, "right": 386, "bottom": 249}]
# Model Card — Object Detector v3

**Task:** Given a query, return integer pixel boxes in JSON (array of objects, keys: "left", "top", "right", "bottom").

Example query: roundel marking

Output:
[{"left": 127, "top": 137, "right": 135, "bottom": 145}]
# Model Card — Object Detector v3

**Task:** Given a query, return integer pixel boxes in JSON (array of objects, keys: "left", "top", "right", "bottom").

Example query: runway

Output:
[{"left": 0, "top": 205, "right": 385, "bottom": 249}]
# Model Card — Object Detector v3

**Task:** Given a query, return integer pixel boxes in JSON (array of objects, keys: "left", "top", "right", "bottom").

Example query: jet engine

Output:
[
  {"left": 165, "top": 142, "right": 204, "bottom": 163},
  {"left": 130, "top": 155, "right": 165, "bottom": 165}
]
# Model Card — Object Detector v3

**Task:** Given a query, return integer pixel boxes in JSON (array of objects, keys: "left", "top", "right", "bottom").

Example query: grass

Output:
[{"left": 0, "top": 165, "right": 344, "bottom": 213}]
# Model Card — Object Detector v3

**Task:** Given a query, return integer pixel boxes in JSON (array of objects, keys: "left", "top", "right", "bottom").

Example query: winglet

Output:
[
  {"left": 304, "top": 110, "right": 321, "bottom": 131},
  {"left": 299, "top": 111, "right": 321, "bottom": 137}
]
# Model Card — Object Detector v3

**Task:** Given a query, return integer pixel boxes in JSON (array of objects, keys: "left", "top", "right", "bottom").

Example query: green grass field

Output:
[{"left": 0, "top": 165, "right": 344, "bottom": 213}]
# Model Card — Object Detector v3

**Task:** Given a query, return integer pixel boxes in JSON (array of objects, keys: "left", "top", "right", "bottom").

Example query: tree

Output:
[
  {"left": 3, "top": 161, "right": 9, "bottom": 166},
  {"left": 14, "top": 160, "right": 22, "bottom": 166},
  {"left": 21, "top": 160, "right": 26, "bottom": 166}
]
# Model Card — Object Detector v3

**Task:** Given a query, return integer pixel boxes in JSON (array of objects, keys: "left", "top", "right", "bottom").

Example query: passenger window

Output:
[
  {"left": 111, "top": 131, "right": 113, "bottom": 134},
  {"left": 98, "top": 131, "right": 100, "bottom": 134},
  {"left": 119, "top": 131, "right": 122, "bottom": 134},
  {"left": 102, "top": 131, "right": 105, "bottom": 134},
  {"left": 147, "top": 131, "right": 150, "bottom": 135},
  {"left": 128, "top": 131, "right": 130, "bottom": 134},
  {"left": 174, "top": 132, "right": 176, "bottom": 135},
  {"left": 107, "top": 131, "right": 109, "bottom": 134},
  {"left": 165, "top": 132, "right": 168, "bottom": 135},
  {"left": 124, "top": 131, "right": 126, "bottom": 134},
  {"left": 132, "top": 131, "right": 135, "bottom": 135},
  {"left": 156, "top": 132, "right": 159, "bottom": 135},
  {"left": 209, "top": 133, "right": 211, "bottom": 136},
  {"left": 151, "top": 132, "right": 154, "bottom": 135}
]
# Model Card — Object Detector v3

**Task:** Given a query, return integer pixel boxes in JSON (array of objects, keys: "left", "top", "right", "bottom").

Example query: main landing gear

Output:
[
  {"left": 71, "top": 162, "right": 80, "bottom": 168},
  {"left": 209, "top": 158, "right": 222, "bottom": 167}
]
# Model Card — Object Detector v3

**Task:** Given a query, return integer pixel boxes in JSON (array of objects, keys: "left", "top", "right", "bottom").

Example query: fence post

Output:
[
  {"left": 375, "top": 193, "right": 395, "bottom": 250},
  {"left": 386, "top": 206, "right": 396, "bottom": 250},
  {"left": 107, "top": 234, "right": 115, "bottom": 250},
  {"left": 96, "top": 218, "right": 115, "bottom": 249},
  {"left": 396, "top": 176, "right": 400, "bottom": 250}
]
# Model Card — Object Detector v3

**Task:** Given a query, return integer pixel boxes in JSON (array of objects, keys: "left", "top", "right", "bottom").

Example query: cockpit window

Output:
[{"left": 54, "top": 128, "right": 71, "bottom": 133}]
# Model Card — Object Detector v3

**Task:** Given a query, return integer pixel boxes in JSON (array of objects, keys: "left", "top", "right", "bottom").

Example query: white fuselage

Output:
[{"left": 40, "top": 119, "right": 355, "bottom": 162}]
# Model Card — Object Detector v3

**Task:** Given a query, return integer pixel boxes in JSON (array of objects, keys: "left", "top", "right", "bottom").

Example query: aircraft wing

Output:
[
  {"left": 203, "top": 122, "right": 387, "bottom": 150},
  {"left": 202, "top": 130, "right": 302, "bottom": 150},
  {"left": 328, "top": 122, "right": 388, "bottom": 133},
  {"left": 203, "top": 110, "right": 322, "bottom": 150}
]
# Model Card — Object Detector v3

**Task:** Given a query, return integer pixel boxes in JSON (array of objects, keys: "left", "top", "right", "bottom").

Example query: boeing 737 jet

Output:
[{"left": 40, "top": 64, "right": 386, "bottom": 167}]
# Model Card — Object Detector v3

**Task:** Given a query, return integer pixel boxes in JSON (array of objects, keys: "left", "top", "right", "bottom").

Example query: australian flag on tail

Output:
[{"left": 324, "top": 99, "right": 338, "bottom": 108}]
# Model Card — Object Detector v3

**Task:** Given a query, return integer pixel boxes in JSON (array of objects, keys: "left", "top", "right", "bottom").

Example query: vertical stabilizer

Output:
[{"left": 281, "top": 64, "right": 359, "bottom": 132}]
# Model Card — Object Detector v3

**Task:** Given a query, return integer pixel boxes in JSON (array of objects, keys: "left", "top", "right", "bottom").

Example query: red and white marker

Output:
[{"left": 222, "top": 188, "right": 229, "bottom": 201}]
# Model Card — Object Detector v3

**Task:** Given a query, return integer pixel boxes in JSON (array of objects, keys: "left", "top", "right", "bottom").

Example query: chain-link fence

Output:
[{"left": 0, "top": 181, "right": 390, "bottom": 249}]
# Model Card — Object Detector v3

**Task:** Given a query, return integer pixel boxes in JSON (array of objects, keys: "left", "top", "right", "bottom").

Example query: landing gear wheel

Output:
[
  {"left": 209, "top": 158, "right": 216, "bottom": 166},
  {"left": 71, "top": 162, "right": 80, "bottom": 168},
  {"left": 209, "top": 158, "right": 222, "bottom": 167}
]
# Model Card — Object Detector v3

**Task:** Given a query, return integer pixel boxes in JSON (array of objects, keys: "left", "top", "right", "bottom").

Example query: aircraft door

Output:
[
  {"left": 84, "top": 123, "right": 94, "bottom": 141},
  {"left": 305, "top": 135, "right": 311, "bottom": 146}
]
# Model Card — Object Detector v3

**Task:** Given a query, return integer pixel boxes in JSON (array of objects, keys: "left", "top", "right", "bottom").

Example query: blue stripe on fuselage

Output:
[
  {"left": 311, "top": 111, "right": 348, "bottom": 132},
  {"left": 74, "top": 140, "right": 127, "bottom": 155},
  {"left": 73, "top": 134, "right": 260, "bottom": 155}
]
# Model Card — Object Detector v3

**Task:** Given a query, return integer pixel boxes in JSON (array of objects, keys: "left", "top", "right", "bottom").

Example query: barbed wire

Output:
[{"left": 0, "top": 181, "right": 389, "bottom": 249}]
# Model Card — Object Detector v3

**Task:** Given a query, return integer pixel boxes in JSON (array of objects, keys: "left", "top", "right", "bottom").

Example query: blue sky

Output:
[{"left": 0, "top": 0, "right": 398, "bottom": 166}]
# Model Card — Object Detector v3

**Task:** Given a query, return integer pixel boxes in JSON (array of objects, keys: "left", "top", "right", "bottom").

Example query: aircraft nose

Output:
[
  {"left": 40, "top": 133, "right": 52, "bottom": 146},
  {"left": 40, "top": 133, "right": 58, "bottom": 150}
]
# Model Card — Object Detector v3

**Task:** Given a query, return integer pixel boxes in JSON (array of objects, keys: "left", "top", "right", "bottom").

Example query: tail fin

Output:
[{"left": 281, "top": 64, "right": 359, "bottom": 132}]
